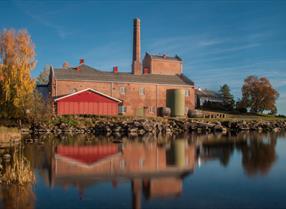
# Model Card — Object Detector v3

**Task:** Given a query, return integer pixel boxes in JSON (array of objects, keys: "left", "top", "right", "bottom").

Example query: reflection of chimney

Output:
[
  {"left": 132, "top": 18, "right": 142, "bottom": 75},
  {"left": 132, "top": 179, "right": 142, "bottom": 209},
  {"left": 79, "top": 186, "right": 85, "bottom": 200},
  {"left": 49, "top": 147, "right": 56, "bottom": 188}
]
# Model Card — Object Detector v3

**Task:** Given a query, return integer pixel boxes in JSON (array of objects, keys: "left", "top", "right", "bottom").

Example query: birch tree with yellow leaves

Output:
[{"left": 0, "top": 29, "right": 36, "bottom": 118}]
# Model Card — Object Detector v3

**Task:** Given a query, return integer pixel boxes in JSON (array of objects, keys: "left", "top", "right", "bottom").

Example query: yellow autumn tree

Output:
[{"left": 0, "top": 29, "right": 36, "bottom": 119}]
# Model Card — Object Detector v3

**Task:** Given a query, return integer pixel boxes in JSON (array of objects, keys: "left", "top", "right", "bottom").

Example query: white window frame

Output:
[
  {"left": 139, "top": 158, "right": 144, "bottom": 169},
  {"left": 185, "top": 89, "right": 190, "bottom": 97},
  {"left": 139, "top": 87, "right": 145, "bottom": 96},
  {"left": 185, "top": 107, "right": 189, "bottom": 114},
  {"left": 120, "top": 86, "right": 126, "bottom": 95},
  {"left": 71, "top": 88, "right": 78, "bottom": 93},
  {"left": 120, "top": 160, "right": 126, "bottom": 170},
  {"left": 149, "top": 106, "right": 155, "bottom": 113},
  {"left": 119, "top": 105, "right": 127, "bottom": 113}
]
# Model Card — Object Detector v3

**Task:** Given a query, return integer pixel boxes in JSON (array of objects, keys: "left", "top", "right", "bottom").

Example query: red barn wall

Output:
[{"left": 56, "top": 90, "right": 119, "bottom": 115}]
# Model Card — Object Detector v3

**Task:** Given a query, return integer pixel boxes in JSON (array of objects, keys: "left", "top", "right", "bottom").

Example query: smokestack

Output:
[
  {"left": 132, "top": 18, "right": 142, "bottom": 75},
  {"left": 80, "top": 58, "right": 84, "bottom": 65}
]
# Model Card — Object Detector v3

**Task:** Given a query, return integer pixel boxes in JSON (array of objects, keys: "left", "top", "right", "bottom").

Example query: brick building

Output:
[
  {"left": 49, "top": 141, "right": 196, "bottom": 207},
  {"left": 142, "top": 53, "right": 182, "bottom": 75},
  {"left": 48, "top": 18, "right": 195, "bottom": 116}
]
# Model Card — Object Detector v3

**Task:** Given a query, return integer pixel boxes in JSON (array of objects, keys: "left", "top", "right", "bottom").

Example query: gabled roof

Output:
[
  {"left": 53, "top": 64, "right": 194, "bottom": 86},
  {"left": 54, "top": 88, "right": 122, "bottom": 103},
  {"left": 196, "top": 88, "right": 223, "bottom": 99},
  {"left": 55, "top": 145, "right": 121, "bottom": 168}
]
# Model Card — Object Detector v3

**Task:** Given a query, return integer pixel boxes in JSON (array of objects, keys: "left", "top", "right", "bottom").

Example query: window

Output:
[
  {"left": 119, "top": 105, "right": 127, "bottom": 113},
  {"left": 119, "top": 87, "right": 126, "bottom": 95},
  {"left": 139, "top": 158, "right": 144, "bottom": 168},
  {"left": 185, "top": 107, "right": 189, "bottom": 114},
  {"left": 149, "top": 106, "right": 156, "bottom": 113},
  {"left": 71, "top": 88, "right": 78, "bottom": 93},
  {"left": 120, "top": 160, "right": 126, "bottom": 170},
  {"left": 139, "top": 87, "right": 145, "bottom": 96},
  {"left": 185, "top": 89, "right": 190, "bottom": 97}
]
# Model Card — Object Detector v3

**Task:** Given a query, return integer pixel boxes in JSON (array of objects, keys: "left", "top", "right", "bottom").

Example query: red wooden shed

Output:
[{"left": 55, "top": 88, "right": 121, "bottom": 116}]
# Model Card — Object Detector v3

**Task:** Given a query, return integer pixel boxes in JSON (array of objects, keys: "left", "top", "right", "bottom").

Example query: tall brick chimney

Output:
[{"left": 132, "top": 18, "right": 142, "bottom": 75}]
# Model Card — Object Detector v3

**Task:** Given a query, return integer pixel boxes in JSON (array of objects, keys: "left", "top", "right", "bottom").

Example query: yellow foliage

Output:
[{"left": 0, "top": 29, "right": 36, "bottom": 118}]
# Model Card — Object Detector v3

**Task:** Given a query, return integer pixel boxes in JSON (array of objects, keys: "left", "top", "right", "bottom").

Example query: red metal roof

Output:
[
  {"left": 55, "top": 88, "right": 122, "bottom": 103},
  {"left": 56, "top": 145, "right": 120, "bottom": 165}
]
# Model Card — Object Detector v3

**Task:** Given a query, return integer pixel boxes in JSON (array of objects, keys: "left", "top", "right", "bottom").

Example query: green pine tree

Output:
[{"left": 219, "top": 84, "right": 235, "bottom": 111}]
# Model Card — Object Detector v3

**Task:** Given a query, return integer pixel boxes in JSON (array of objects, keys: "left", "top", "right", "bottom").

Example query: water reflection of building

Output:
[
  {"left": 14, "top": 132, "right": 281, "bottom": 209},
  {"left": 49, "top": 140, "right": 196, "bottom": 209}
]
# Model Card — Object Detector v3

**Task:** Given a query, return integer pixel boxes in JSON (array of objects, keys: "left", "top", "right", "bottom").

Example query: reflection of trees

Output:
[
  {"left": 0, "top": 145, "right": 35, "bottom": 209},
  {"left": 198, "top": 131, "right": 281, "bottom": 172},
  {"left": 24, "top": 137, "right": 54, "bottom": 169},
  {"left": 1, "top": 145, "right": 35, "bottom": 185},
  {"left": 0, "top": 185, "right": 35, "bottom": 209},
  {"left": 201, "top": 143, "right": 235, "bottom": 167},
  {"left": 237, "top": 134, "right": 277, "bottom": 176},
  {"left": 219, "top": 144, "right": 234, "bottom": 167},
  {"left": 24, "top": 137, "right": 55, "bottom": 186}
]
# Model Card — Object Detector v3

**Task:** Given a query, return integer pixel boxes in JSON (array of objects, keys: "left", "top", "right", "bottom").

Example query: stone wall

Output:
[{"left": 29, "top": 117, "right": 286, "bottom": 138}]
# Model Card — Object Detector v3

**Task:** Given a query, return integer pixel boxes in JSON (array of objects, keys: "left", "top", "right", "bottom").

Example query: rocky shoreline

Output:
[{"left": 24, "top": 117, "right": 286, "bottom": 137}]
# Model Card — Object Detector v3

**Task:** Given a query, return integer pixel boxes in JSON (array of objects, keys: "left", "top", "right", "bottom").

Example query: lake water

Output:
[{"left": 0, "top": 132, "right": 286, "bottom": 209}]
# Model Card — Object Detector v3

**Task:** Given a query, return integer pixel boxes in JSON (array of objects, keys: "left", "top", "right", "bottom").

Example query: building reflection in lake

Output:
[
  {"left": 0, "top": 132, "right": 281, "bottom": 209},
  {"left": 49, "top": 140, "right": 196, "bottom": 209}
]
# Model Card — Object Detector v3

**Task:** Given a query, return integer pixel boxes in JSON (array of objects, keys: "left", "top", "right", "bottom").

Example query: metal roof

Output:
[
  {"left": 54, "top": 88, "right": 122, "bottom": 103},
  {"left": 196, "top": 88, "right": 223, "bottom": 99},
  {"left": 53, "top": 64, "right": 194, "bottom": 86}
]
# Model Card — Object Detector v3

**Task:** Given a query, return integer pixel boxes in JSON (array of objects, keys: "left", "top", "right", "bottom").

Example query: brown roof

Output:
[{"left": 54, "top": 64, "right": 194, "bottom": 86}]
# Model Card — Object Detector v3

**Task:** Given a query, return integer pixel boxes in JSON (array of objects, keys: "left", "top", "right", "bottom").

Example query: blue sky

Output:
[{"left": 1, "top": 0, "right": 286, "bottom": 114}]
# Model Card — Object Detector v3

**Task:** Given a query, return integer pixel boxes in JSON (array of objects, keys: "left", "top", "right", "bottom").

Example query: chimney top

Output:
[
  {"left": 113, "top": 66, "right": 118, "bottom": 73},
  {"left": 63, "top": 61, "right": 70, "bottom": 68},
  {"left": 143, "top": 68, "right": 149, "bottom": 74},
  {"left": 80, "top": 59, "right": 84, "bottom": 65}
]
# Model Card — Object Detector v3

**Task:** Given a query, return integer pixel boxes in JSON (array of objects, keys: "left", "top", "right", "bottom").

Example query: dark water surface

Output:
[{"left": 0, "top": 132, "right": 286, "bottom": 209}]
